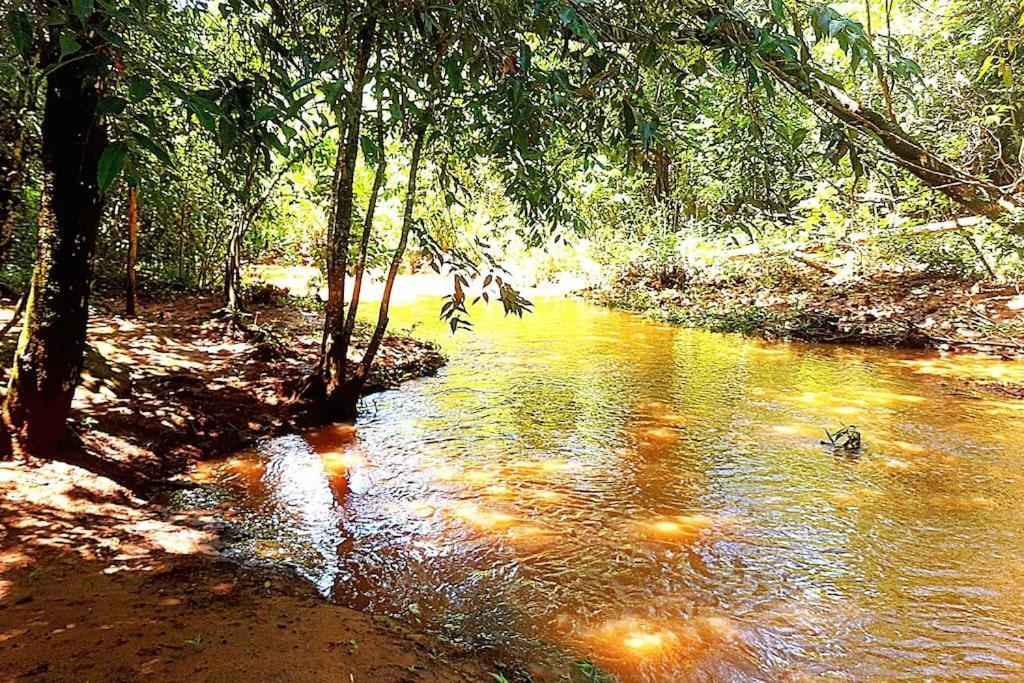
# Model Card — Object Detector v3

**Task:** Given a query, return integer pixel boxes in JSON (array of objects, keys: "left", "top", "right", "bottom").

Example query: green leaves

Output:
[
  {"left": 71, "top": 0, "right": 94, "bottom": 20},
  {"left": 4, "top": 10, "right": 32, "bottom": 57},
  {"left": 59, "top": 31, "right": 81, "bottom": 57},
  {"left": 131, "top": 131, "right": 173, "bottom": 166},
  {"left": 96, "top": 96, "right": 128, "bottom": 115},
  {"left": 97, "top": 141, "right": 128, "bottom": 194},
  {"left": 128, "top": 77, "right": 154, "bottom": 102}
]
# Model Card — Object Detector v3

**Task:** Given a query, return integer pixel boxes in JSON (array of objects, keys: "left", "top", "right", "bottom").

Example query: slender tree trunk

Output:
[
  {"left": 318, "top": 17, "right": 376, "bottom": 416},
  {"left": 126, "top": 186, "right": 139, "bottom": 317},
  {"left": 353, "top": 125, "right": 428, "bottom": 391},
  {"left": 2, "top": 29, "right": 108, "bottom": 454},
  {"left": 223, "top": 165, "right": 257, "bottom": 312},
  {"left": 0, "top": 118, "right": 27, "bottom": 261},
  {"left": 224, "top": 221, "right": 244, "bottom": 311},
  {"left": 0, "top": 66, "right": 38, "bottom": 263},
  {"left": 340, "top": 91, "right": 387, "bottom": 359}
]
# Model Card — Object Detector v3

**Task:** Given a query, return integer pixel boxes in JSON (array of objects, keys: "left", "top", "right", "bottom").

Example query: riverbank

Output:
[
  {"left": 0, "top": 294, "right": 495, "bottom": 681},
  {"left": 0, "top": 293, "right": 445, "bottom": 488},
  {"left": 0, "top": 459, "right": 496, "bottom": 681},
  {"left": 585, "top": 260, "right": 1024, "bottom": 357}
]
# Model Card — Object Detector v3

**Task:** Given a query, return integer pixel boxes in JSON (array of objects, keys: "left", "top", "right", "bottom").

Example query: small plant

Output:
[
  {"left": 576, "top": 659, "right": 614, "bottom": 682},
  {"left": 77, "top": 415, "right": 99, "bottom": 429},
  {"left": 822, "top": 425, "right": 862, "bottom": 452}
]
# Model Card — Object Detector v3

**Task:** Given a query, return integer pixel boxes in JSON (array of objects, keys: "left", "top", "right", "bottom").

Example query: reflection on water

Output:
[{"left": 187, "top": 297, "right": 1024, "bottom": 681}]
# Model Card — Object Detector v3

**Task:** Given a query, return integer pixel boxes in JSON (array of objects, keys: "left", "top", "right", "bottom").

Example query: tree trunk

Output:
[
  {"left": 223, "top": 163, "right": 258, "bottom": 312},
  {"left": 355, "top": 126, "right": 428, "bottom": 387},
  {"left": 0, "top": 65, "right": 37, "bottom": 263},
  {"left": 696, "top": 13, "right": 1021, "bottom": 224},
  {"left": 2, "top": 30, "right": 108, "bottom": 454},
  {"left": 0, "top": 117, "right": 27, "bottom": 261},
  {"left": 318, "top": 17, "right": 376, "bottom": 412},
  {"left": 224, "top": 220, "right": 244, "bottom": 311},
  {"left": 341, "top": 92, "right": 387, "bottom": 356},
  {"left": 126, "top": 186, "right": 139, "bottom": 317}
]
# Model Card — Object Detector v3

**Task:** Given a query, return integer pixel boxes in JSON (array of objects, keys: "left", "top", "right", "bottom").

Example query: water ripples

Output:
[{"left": 181, "top": 297, "right": 1024, "bottom": 681}]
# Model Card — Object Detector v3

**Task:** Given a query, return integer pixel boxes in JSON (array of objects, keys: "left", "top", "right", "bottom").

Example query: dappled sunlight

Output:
[
  {"left": 768, "top": 423, "right": 822, "bottom": 439},
  {"left": 873, "top": 437, "right": 928, "bottom": 454},
  {"left": 885, "top": 354, "right": 1024, "bottom": 384},
  {"left": 977, "top": 398, "right": 1024, "bottom": 416},
  {"left": 160, "top": 297, "right": 1024, "bottom": 681},
  {"left": 829, "top": 487, "right": 884, "bottom": 507},
  {"left": 926, "top": 494, "right": 998, "bottom": 511},
  {"left": 448, "top": 501, "right": 519, "bottom": 531},
  {"left": 571, "top": 614, "right": 748, "bottom": 678},
  {"left": 634, "top": 513, "right": 734, "bottom": 544},
  {"left": 507, "top": 458, "right": 574, "bottom": 476},
  {"left": 320, "top": 450, "right": 366, "bottom": 474},
  {"left": 576, "top": 617, "right": 684, "bottom": 661},
  {"left": 0, "top": 461, "right": 217, "bottom": 577}
]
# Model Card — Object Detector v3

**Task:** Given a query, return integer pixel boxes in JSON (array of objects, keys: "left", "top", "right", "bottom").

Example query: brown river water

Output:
[{"left": 181, "top": 296, "right": 1024, "bottom": 681}]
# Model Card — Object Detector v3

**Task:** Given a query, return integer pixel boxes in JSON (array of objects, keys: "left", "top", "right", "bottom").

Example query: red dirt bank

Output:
[{"left": 0, "top": 295, "right": 497, "bottom": 681}]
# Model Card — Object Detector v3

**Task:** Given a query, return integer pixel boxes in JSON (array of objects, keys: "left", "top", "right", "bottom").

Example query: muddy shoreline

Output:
[{"left": 0, "top": 294, "right": 515, "bottom": 682}]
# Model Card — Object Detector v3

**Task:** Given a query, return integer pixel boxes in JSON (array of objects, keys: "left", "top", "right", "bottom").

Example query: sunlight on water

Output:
[{"left": 189, "top": 297, "right": 1024, "bottom": 681}]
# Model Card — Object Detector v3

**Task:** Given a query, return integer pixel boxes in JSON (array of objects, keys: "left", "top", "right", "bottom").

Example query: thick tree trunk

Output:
[
  {"left": 126, "top": 186, "right": 139, "bottom": 317},
  {"left": 2, "top": 33, "right": 108, "bottom": 454},
  {"left": 318, "top": 17, "right": 376, "bottom": 412}
]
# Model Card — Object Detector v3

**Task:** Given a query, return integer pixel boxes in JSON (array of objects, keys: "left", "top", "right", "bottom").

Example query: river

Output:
[{"left": 182, "top": 296, "right": 1024, "bottom": 681}]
